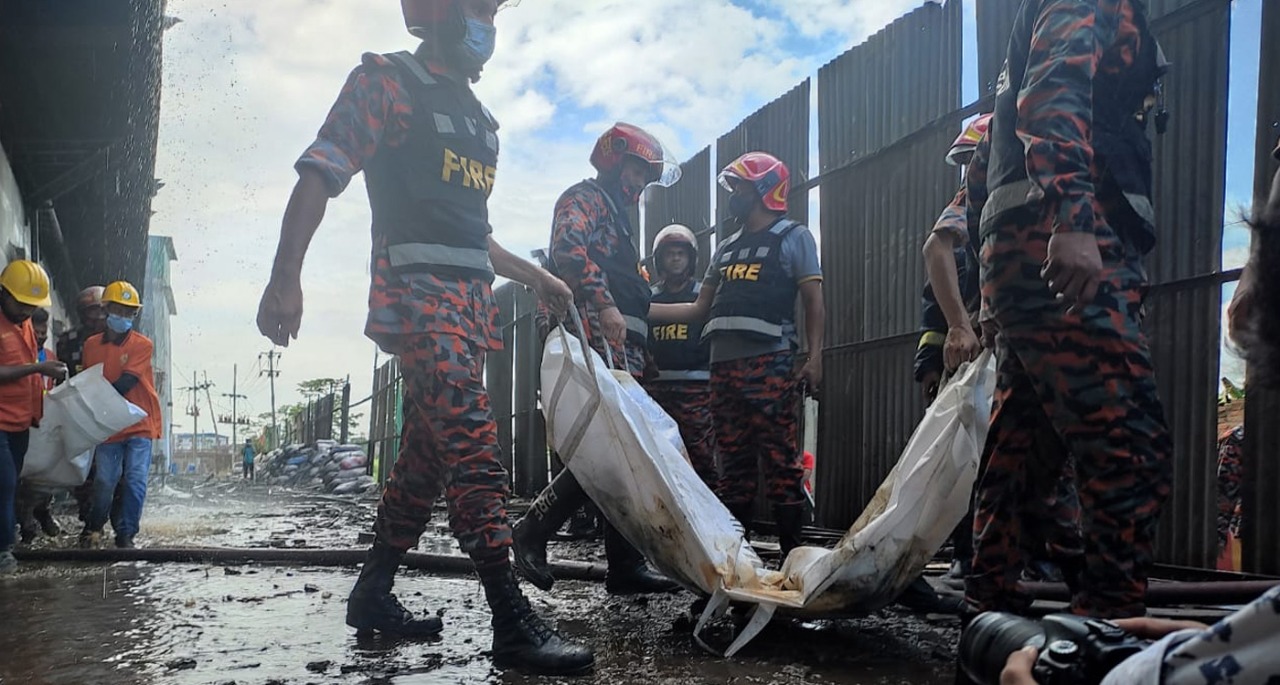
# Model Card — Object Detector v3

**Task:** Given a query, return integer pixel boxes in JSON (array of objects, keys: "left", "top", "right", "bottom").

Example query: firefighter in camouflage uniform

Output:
[
  {"left": 650, "top": 152, "right": 824, "bottom": 559},
  {"left": 645, "top": 224, "right": 716, "bottom": 489},
  {"left": 512, "top": 123, "right": 681, "bottom": 597},
  {"left": 966, "top": 0, "right": 1173, "bottom": 619},
  {"left": 256, "top": 0, "right": 593, "bottom": 675}
]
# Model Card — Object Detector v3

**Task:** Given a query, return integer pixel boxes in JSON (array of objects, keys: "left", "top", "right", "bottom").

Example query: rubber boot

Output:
[
  {"left": 482, "top": 565, "right": 595, "bottom": 675},
  {"left": 345, "top": 540, "right": 444, "bottom": 637},
  {"left": 773, "top": 503, "right": 807, "bottom": 560},
  {"left": 35, "top": 503, "right": 60, "bottom": 537},
  {"left": 603, "top": 524, "right": 680, "bottom": 595},
  {"left": 560, "top": 503, "right": 602, "bottom": 541},
  {"left": 895, "top": 575, "right": 966, "bottom": 615},
  {"left": 512, "top": 469, "right": 590, "bottom": 592}
]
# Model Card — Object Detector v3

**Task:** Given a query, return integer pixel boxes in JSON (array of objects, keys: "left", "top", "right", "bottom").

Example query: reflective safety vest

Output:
[
  {"left": 649, "top": 280, "right": 708, "bottom": 381},
  {"left": 983, "top": 0, "right": 1166, "bottom": 253},
  {"left": 364, "top": 51, "right": 499, "bottom": 281},
  {"left": 703, "top": 219, "right": 800, "bottom": 343},
  {"left": 576, "top": 180, "right": 652, "bottom": 346}
]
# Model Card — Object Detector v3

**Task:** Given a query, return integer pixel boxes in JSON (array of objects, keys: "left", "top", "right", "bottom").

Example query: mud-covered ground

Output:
[{"left": 0, "top": 478, "right": 968, "bottom": 684}]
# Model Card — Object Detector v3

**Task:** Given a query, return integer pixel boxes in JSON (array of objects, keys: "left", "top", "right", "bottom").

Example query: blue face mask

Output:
[
  {"left": 457, "top": 18, "right": 496, "bottom": 71},
  {"left": 106, "top": 313, "right": 134, "bottom": 334}
]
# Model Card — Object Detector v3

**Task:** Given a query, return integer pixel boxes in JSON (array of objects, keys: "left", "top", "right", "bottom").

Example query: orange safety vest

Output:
[
  {"left": 83, "top": 330, "right": 163, "bottom": 442},
  {"left": 0, "top": 315, "right": 43, "bottom": 432}
]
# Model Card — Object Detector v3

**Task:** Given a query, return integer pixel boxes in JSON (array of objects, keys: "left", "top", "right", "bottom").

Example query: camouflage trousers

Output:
[
  {"left": 711, "top": 351, "right": 806, "bottom": 508},
  {"left": 967, "top": 211, "right": 1173, "bottom": 618},
  {"left": 645, "top": 381, "right": 717, "bottom": 489},
  {"left": 374, "top": 333, "right": 512, "bottom": 557},
  {"left": 1216, "top": 426, "right": 1244, "bottom": 553}
]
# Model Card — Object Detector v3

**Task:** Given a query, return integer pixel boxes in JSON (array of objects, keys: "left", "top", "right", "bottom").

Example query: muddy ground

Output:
[{"left": 0, "top": 478, "right": 968, "bottom": 685}]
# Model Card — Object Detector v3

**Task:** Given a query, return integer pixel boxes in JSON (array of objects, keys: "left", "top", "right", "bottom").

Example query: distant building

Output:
[
  {"left": 140, "top": 235, "right": 177, "bottom": 473},
  {"left": 175, "top": 433, "right": 230, "bottom": 452}
]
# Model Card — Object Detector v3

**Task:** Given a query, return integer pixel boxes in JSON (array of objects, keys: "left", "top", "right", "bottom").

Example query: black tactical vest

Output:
[
  {"left": 983, "top": 0, "right": 1165, "bottom": 253},
  {"left": 571, "top": 180, "right": 652, "bottom": 346},
  {"left": 703, "top": 219, "right": 800, "bottom": 343},
  {"left": 649, "top": 280, "right": 709, "bottom": 380},
  {"left": 364, "top": 51, "right": 499, "bottom": 281}
]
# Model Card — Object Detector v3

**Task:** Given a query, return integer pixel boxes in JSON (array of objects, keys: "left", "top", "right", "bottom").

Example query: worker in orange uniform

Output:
[
  {"left": 78, "top": 281, "right": 162, "bottom": 550},
  {"left": 0, "top": 260, "right": 67, "bottom": 574}
]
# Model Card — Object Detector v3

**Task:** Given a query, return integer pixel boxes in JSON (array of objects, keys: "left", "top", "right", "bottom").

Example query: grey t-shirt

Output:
[{"left": 702, "top": 221, "right": 822, "bottom": 364}]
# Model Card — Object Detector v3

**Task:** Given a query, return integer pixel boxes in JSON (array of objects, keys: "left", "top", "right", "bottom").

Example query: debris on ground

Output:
[{"left": 255, "top": 441, "right": 377, "bottom": 495}]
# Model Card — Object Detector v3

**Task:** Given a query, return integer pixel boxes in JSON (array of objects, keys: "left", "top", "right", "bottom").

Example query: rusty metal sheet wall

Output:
[
  {"left": 1242, "top": 0, "right": 1280, "bottom": 576},
  {"left": 643, "top": 146, "right": 712, "bottom": 276},
  {"left": 714, "top": 80, "right": 809, "bottom": 240},
  {"left": 814, "top": 0, "right": 962, "bottom": 528},
  {"left": 1141, "top": 0, "right": 1231, "bottom": 568},
  {"left": 975, "top": 0, "right": 1018, "bottom": 97}
]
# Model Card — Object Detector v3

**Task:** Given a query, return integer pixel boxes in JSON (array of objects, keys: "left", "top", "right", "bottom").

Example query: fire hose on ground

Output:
[{"left": 13, "top": 546, "right": 1278, "bottom": 608}]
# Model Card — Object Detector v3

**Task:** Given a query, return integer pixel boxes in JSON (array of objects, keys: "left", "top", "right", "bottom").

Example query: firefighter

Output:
[
  {"left": 511, "top": 123, "right": 681, "bottom": 596},
  {"left": 649, "top": 151, "right": 824, "bottom": 559},
  {"left": 255, "top": 0, "right": 592, "bottom": 675},
  {"left": 967, "top": 0, "right": 1172, "bottom": 618},
  {"left": 646, "top": 224, "right": 715, "bottom": 489},
  {"left": 79, "top": 281, "right": 163, "bottom": 550},
  {"left": 0, "top": 260, "right": 66, "bottom": 574}
]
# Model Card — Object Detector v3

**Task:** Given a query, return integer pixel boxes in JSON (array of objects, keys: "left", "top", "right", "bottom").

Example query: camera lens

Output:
[{"left": 958, "top": 612, "right": 1047, "bottom": 685}]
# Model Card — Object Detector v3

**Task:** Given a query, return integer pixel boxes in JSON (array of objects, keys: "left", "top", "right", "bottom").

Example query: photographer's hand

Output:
[
  {"left": 1000, "top": 647, "right": 1039, "bottom": 685},
  {"left": 1109, "top": 617, "right": 1208, "bottom": 640}
]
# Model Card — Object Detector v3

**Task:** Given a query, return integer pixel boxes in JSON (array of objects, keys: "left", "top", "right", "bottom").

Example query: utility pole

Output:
[
  {"left": 203, "top": 372, "right": 219, "bottom": 443},
  {"left": 260, "top": 350, "right": 281, "bottom": 449},
  {"left": 222, "top": 363, "right": 247, "bottom": 449},
  {"left": 339, "top": 377, "right": 351, "bottom": 444},
  {"left": 181, "top": 372, "right": 214, "bottom": 459}
]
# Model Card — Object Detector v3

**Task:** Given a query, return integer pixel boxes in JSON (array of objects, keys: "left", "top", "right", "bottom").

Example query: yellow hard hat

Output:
[
  {"left": 0, "top": 260, "right": 53, "bottom": 307},
  {"left": 102, "top": 281, "right": 142, "bottom": 308}
]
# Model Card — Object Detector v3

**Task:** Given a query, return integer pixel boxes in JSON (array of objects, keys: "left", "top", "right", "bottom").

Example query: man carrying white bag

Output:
[
  {"left": 22, "top": 364, "right": 148, "bottom": 491},
  {"left": 541, "top": 316, "right": 994, "bottom": 656}
]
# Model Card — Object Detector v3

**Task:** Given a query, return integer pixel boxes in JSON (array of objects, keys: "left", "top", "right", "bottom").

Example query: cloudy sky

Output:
[{"left": 152, "top": 0, "right": 1260, "bottom": 436}]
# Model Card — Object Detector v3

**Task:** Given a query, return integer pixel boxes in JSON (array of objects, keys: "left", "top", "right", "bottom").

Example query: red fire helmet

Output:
[
  {"left": 946, "top": 113, "right": 992, "bottom": 166},
  {"left": 589, "top": 123, "right": 681, "bottom": 188},
  {"left": 718, "top": 152, "right": 790, "bottom": 212}
]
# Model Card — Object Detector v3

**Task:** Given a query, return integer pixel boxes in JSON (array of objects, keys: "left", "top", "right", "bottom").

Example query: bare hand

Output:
[
  {"left": 944, "top": 324, "right": 982, "bottom": 372},
  {"left": 1000, "top": 646, "right": 1039, "bottom": 685},
  {"left": 37, "top": 360, "right": 67, "bottom": 381},
  {"left": 599, "top": 306, "right": 626, "bottom": 347},
  {"left": 796, "top": 356, "right": 822, "bottom": 398},
  {"left": 1042, "top": 232, "right": 1103, "bottom": 315},
  {"left": 1110, "top": 617, "right": 1207, "bottom": 640},
  {"left": 257, "top": 275, "right": 304, "bottom": 347},
  {"left": 921, "top": 370, "right": 941, "bottom": 406},
  {"left": 534, "top": 272, "right": 573, "bottom": 320}
]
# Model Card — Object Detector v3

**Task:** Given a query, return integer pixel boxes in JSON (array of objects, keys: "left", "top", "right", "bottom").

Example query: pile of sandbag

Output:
[{"left": 256, "top": 441, "right": 376, "bottom": 495}]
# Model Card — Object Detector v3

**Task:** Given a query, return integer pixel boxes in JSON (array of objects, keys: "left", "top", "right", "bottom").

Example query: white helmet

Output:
[{"left": 652, "top": 224, "right": 698, "bottom": 279}]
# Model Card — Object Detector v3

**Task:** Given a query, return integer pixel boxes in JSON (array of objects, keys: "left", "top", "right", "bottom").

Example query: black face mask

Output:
[{"left": 728, "top": 192, "right": 757, "bottom": 221}]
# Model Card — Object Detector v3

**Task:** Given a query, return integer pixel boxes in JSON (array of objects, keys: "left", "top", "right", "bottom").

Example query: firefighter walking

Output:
[
  {"left": 256, "top": 0, "right": 592, "bottom": 674},
  {"left": 966, "top": 0, "right": 1173, "bottom": 618}
]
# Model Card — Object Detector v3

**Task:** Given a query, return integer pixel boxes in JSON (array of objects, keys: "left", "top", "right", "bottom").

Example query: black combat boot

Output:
[
  {"left": 895, "top": 575, "right": 966, "bottom": 615},
  {"left": 512, "top": 470, "right": 589, "bottom": 591},
  {"left": 481, "top": 563, "right": 595, "bottom": 675},
  {"left": 35, "top": 504, "right": 61, "bottom": 537},
  {"left": 345, "top": 540, "right": 443, "bottom": 637},
  {"left": 773, "top": 503, "right": 807, "bottom": 559},
  {"left": 602, "top": 524, "right": 681, "bottom": 595}
]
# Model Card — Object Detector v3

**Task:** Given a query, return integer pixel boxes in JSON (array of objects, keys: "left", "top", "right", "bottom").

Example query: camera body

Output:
[{"left": 959, "top": 612, "right": 1149, "bottom": 685}]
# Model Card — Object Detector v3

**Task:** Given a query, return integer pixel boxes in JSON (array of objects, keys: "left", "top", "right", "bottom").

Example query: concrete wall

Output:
[{"left": 0, "top": 142, "right": 69, "bottom": 338}]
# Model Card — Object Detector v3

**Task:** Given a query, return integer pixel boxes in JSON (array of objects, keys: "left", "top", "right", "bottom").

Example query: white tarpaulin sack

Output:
[
  {"left": 541, "top": 318, "right": 994, "bottom": 656},
  {"left": 22, "top": 364, "right": 149, "bottom": 488}
]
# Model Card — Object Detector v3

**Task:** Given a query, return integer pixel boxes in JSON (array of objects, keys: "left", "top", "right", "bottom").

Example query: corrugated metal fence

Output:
[{"left": 386, "top": 0, "right": 1278, "bottom": 573}]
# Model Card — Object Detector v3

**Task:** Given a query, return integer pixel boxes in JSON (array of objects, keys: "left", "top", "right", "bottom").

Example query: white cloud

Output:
[{"left": 153, "top": 0, "right": 928, "bottom": 426}]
